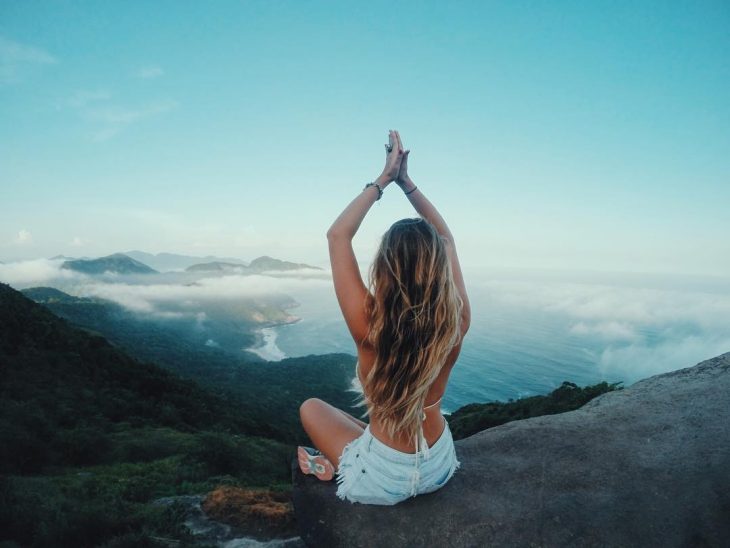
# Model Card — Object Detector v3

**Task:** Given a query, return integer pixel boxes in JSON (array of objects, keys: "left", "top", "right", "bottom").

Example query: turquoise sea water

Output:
[
  {"left": 251, "top": 269, "right": 730, "bottom": 413},
  {"left": 271, "top": 295, "right": 606, "bottom": 413}
]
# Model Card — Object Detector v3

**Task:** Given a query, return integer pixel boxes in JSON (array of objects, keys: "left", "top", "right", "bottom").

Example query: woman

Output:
[{"left": 298, "top": 130, "right": 471, "bottom": 505}]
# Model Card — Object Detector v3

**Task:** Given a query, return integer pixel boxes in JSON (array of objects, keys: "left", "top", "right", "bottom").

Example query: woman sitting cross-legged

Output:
[{"left": 298, "top": 129, "right": 471, "bottom": 506}]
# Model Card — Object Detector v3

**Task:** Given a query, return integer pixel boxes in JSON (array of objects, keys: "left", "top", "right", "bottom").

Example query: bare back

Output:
[{"left": 356, "top": 339, "right": 463, "bottom": 453}]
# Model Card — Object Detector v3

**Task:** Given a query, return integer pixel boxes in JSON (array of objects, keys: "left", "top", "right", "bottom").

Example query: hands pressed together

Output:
[{"left": 378, "top": 130, "right": 414, "bottom": 191}]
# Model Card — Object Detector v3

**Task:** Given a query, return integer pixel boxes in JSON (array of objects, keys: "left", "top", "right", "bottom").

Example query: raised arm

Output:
[
  {"left": 327, "top": 131, "right": 404, "bottom": 346},
  {"left": 393, "top": 131, "right": 471, "bottom": 334}
]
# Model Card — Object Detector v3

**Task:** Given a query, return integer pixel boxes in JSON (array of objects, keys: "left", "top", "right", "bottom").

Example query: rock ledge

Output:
[{"left": 292, "top": 352, "right": 730, "bottom": 547}]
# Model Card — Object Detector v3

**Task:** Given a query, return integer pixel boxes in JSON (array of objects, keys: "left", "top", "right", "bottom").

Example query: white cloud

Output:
[
  {"left": 67, "top": 89, "right": 111, "bottom": 108},
  {"left": 569, "top": 320, "right": 638, "bottom": 342},
  {"left": 78, "top": 273, "right": 331, "bottom": 313},
  {"left": 92, "top": 126, "right": 123, "bottom": 142},
  {"left": 0, "top": 258, "right": 83, "bottom": 286},
  {"left": 0, "top": 36, "right": 56, "bottom": 85},
  {"left": 135, "top": 65, "right": 164, "bottom": 79},
  {"left": 258, "top": 267, "right": 327, "bottom": 278},
  {"left": 472, "top": 274, "right": 730, "bottom": 383},
  {"left": 64, "top": 88, "right": 177, "bottom": 142},
  {"left": 70, "top": 236, "right": 86, "bottom": 247},
  {"left": 14, "top": 229, "right": 33, "bottom": 245},
  {"left": 597, "top": 335, "right": 730, "bottom": 383},
  {"left": 479, "top": 278, "right": 730, "bottom": 329},
  {"left": 86, "top": 100, "right": 179, "bottom": 141},
  {"left": 0, "top": 258, "right": 331, "bottom": 321},
  {"left": 86, "top": 102, "right": 173, "bottom": 125},
  {"left": 3, "top": 255, "right": 726, "bottom": 386}
]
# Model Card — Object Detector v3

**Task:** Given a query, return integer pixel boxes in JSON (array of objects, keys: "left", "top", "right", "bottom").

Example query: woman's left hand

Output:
[{"left": 379, "top": 130, "right": 405, "bottom": 183}]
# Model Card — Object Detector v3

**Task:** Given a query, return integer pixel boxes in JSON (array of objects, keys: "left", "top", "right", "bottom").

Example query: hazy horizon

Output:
[
  {"left": 2, "top": 251, "right": 728, "bottom": 405},
  {"left": 4, "top": 249, "right": 730, "bottom": 283},
  {"left": 1, "top": 2, "right": 729, "bottom": 277}
]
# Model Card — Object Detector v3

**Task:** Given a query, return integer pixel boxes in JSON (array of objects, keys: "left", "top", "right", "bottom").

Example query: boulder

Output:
[{"left": 292, "top": 352, "right": 730, "bottom": 547}]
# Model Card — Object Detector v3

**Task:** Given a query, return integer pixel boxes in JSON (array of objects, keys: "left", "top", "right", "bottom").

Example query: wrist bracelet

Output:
[
  {"left": 364, "top": 182, "right": 383, "bottom": 200},
  {"left": 404, "top": 185, "right": 418, "bottom": 195}
]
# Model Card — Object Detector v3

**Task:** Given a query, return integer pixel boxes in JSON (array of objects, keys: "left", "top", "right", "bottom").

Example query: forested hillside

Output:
[
  {"left": 0, "top": 282, "right": 300, "bottom": 546},
  {"left": 21, "top": 286, "right": 361, "bottom": 444}
]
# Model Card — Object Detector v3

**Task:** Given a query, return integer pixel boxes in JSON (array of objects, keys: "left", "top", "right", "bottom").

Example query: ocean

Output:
[{"left": 248, "top": 267, "right": 730, "bottom": 413}]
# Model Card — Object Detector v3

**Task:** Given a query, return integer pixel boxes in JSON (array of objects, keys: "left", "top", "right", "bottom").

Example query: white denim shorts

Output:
[{"left": 335, "top": 419, "right": 461, "bottom": 506}]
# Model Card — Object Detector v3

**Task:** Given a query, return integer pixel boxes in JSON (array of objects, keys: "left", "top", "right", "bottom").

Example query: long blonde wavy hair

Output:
[{"left": 358, "top": 217, "right": 463, "bottom": 447}]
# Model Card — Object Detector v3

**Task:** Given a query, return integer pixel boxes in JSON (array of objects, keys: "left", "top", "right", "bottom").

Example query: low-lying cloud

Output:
[
  {"left": 2, "top": 258, "right": 728, "bottom": 386},
  {"left": 0, "top": 258, "right": 81, "bottom": 286},
  {"left": 78, "top": 272, "right": 331, "bottom": 313},
  {"left": 0, "top": 258, "right": 332, "bottom": 316},
  {"left": 597, "top": 334, "right": 730, "bottom": 382},
  {"left": 474, "top": 274, "right": 730, "bottom": 384},
  {"left": 569, "top": 321, "right": 639, "bottom": 342}
]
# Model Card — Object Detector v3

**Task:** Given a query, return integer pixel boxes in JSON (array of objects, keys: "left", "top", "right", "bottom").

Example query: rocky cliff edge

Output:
[{"left": 292, "top": 352, "right": 730, "bottom": 547}]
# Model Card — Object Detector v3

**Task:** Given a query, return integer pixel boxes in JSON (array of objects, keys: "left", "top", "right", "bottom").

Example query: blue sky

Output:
[{"left": 1, "top": 1, "right": 728, "bottom": 275}]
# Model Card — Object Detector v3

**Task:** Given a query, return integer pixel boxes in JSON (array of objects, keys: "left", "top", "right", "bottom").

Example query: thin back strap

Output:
[
  {"left": 421, "top": 395, "right": 443, "bottom": 423},
  {"left": 423, "top": 396, "right": 443, "bottom": 410}
]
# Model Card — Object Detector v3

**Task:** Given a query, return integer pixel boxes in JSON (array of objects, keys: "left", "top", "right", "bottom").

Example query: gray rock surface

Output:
[{"left": 292, "top": 352, "right": 730, "bottom": 547}]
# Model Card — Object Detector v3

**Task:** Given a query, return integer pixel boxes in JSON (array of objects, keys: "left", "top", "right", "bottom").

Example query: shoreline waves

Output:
[{"left": 245, "top": 317, "right": 300, "bottom": 361}]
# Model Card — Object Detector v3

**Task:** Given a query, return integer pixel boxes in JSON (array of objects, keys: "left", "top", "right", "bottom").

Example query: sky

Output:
[{"left": 1, "top": 1, "right": 729, "bottom": 276}]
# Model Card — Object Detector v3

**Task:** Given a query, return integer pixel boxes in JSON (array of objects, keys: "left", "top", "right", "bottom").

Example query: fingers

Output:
[
  {"left": 388, "top": 130, "right": 397, "bottom": 159},
  {"left": 386, "top": 130, "right": 406, "bottom": 165},
  {"left": 395, "top": 130, "right": 403, "bottom": 152},
  {"left": 401, "top": 150, "right": 410, "bottom": 174}
]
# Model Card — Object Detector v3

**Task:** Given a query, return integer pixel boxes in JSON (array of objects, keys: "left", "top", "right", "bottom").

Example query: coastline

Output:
[{"left": 245, "top": 316, "right": 300, "bottom": 362}]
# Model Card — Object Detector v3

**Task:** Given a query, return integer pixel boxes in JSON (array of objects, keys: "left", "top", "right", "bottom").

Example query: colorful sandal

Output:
[{"left": 297, "top": 446, "right": 335, "bottom": 481}]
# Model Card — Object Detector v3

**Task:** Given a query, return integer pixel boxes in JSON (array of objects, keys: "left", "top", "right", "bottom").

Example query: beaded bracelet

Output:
[{"left": 363, "top": 182, "right": 383, "bottom": 200}]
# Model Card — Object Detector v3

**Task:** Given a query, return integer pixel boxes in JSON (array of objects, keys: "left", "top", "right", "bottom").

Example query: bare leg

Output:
[
  {"left": 300, "top": 398, "right": 365, "bottom": 469},
  {"left": 338, "top": 407, "right": 368, "bottom": 429}
]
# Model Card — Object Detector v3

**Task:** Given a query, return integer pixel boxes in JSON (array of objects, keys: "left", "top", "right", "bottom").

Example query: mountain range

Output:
[
  {"left": 186, "top": 255, "right": 322, "bottom": 273},
  {"left": 57, "top": 252, "right": 322, "bottom": 276},
  {"left": 123, "top": 250, "right": 248, "bottom": 272},
  {"left": 185, "top": 261, "right": 248, "bottom": 273},
  {"left": 61, "top": 253, "right": 159, "bottom": 275}
]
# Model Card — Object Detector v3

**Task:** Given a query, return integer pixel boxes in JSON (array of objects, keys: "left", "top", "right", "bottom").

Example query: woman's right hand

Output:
[
  {"left": 379, "top": 130, "right": 405, "bottom": 183},
  {"left": 389, "top": 130, "right": 412, "bottom": 187}
]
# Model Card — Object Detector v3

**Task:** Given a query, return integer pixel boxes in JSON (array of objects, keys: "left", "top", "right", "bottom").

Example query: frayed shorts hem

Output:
[{"left": 334, "top": 422, "right": 460, "bottom": 506}]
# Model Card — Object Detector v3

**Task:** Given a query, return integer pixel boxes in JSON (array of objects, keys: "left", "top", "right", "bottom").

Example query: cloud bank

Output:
[
  {"left": 0, "top": 258, "right": 82, "bottom": 286},
  {"left": 477, "top": 276, "right": 730, "bottom": 384},
  {"left": 0, "top": 258, "right": 331, "bottom": 315},
  {"left": 77, "top": 272, "right": 331, "bottom": 314},
  {"left": 2, "top": 258, "right": 727, "bottom": 386}
]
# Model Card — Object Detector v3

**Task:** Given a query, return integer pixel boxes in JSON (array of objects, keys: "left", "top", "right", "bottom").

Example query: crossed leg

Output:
[{"left": 299, "top": 398, "right": 366, "bottom": 469}]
